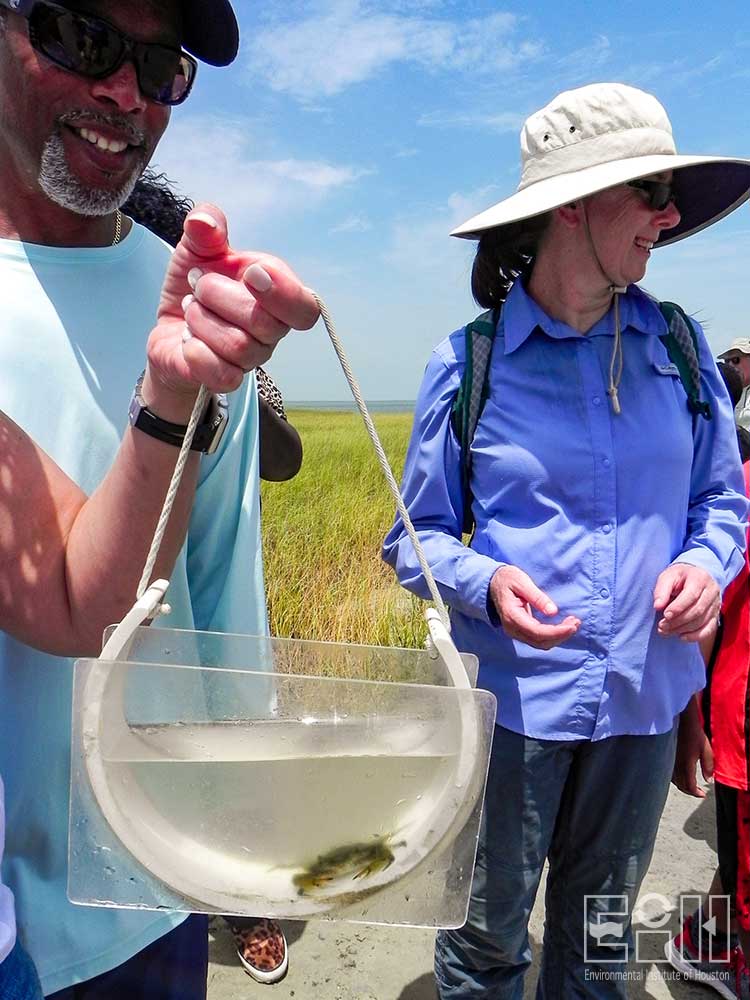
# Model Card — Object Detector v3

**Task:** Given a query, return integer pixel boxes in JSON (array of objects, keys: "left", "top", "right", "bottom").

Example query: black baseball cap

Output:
[{"left": 181, "top": 0, "right": 239, "bottom": 66}]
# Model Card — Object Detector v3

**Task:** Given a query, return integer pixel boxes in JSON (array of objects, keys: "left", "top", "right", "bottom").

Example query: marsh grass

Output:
[{"left": 261, "top": 409, "right": 427, "bottom": 650}]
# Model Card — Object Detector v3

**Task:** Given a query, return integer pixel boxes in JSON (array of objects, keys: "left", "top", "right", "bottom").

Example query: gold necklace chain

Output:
[{"left": 111, "top": 209, "right": 123, "bottom": 246}]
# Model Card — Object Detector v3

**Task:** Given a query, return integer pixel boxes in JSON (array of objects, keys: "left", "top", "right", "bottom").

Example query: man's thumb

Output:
[
  {"left": 159, "top": 204, "right": 231, "bottom": 318},
  {"left": 178, "top": 203, "right": 230, "bottom": 260}
]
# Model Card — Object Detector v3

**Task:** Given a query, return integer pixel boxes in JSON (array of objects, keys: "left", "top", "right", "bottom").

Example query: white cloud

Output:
[
  {"left": 329, "top": 214, "right": 372, "bottom": 233},
  {"left": 418, "top": 109, "right": 524, "bottom": 133},
  {"left": 555, "top": 34, "right": 612, "bottom": 79},
  {"left": 386, "top": 184, "right": 500, "bottom": 273},
  {"left": 259, "top": 159, "right": 372, "bottom": 188},
  {"left": 246, "top": 4, "right": 542, "bottom": 101},
  {"left": 149, "top": 116, "right": 368, "bottom": 242}
]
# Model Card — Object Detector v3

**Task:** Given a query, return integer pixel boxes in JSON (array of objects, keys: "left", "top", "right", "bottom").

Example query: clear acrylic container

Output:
[{"left": 70, "top": 626, "right": 496, "bottom": 927}]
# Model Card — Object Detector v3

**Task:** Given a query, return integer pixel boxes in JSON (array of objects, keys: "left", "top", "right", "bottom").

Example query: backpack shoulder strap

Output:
[
  {"left": 450, "top": 306, "right": 500, "bottom": 534},
  {"left": 658, "top": 301, "right": 712, "bottom": 420}
]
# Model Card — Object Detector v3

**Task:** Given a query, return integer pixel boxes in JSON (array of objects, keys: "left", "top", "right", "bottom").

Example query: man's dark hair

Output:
[
  {"left": 122, "top": 169, "right": 193, "bottom": 248},
  {"left": 718, "top": 360, "right": 743, "bottom": 408},
  {"left": 717, "top": 361, "right": 750, "bottom": 461}
]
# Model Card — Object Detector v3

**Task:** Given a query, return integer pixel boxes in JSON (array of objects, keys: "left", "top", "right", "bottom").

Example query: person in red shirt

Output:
[{"left": 668, "top": 450, "right": 750, "bottom": 999}]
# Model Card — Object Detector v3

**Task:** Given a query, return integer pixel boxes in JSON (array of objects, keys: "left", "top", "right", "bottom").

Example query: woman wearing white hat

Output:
[{"left": 383, "top": 82, "right": 750, "bottom": 998}]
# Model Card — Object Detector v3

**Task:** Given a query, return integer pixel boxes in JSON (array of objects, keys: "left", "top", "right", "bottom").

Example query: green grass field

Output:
[{"left": 260, "top": 409, "right": 428, "bottom": 649}]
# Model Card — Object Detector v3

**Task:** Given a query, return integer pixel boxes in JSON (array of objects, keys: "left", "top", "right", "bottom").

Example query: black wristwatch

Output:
[{"left": 128, "top": 372, "right": 229, "bottom": 455}]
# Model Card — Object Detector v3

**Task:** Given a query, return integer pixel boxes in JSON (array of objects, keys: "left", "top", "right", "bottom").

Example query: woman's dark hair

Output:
[
  {"left": 471, "top": 213, "right": 551, "bottom": 310},
  {"left": 122, "top": 169, "right": 193, "bottom": 249}
]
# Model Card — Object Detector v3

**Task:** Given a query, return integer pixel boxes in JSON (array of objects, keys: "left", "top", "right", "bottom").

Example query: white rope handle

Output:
[
  {"left": 135, "top": 297, "right": 451, "bottom": 632},
  {"left": 136, "top": 383, "right": 209, "bottom": 599},
  {"left": 313, "top": 295, "right": 450, "bottom": 631}
]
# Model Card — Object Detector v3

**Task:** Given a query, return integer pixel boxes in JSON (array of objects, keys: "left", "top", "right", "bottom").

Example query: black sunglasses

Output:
[
  {"left": 8, "top": 0, "right": 197, "bottom": 105},
  {"left": 726, "top": 356, "right": 743, "bottom": 366},
  {"left": 626, "top": 178, "right": 678, "bottom": 212}
]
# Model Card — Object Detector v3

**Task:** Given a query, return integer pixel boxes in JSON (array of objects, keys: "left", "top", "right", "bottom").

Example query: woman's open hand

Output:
[{"left": 489, "top": 565, "right": 580, "bottom": 650}]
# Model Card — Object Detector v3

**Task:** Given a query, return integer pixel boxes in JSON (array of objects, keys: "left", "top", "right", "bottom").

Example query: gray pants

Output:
[{"left": 435, "top": 723, "right": 678, "bottom": 999}]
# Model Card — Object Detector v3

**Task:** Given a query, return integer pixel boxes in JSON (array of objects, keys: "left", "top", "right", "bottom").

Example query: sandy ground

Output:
[{"left": 208, "top": 783, "right": 724, "bottom": 999}]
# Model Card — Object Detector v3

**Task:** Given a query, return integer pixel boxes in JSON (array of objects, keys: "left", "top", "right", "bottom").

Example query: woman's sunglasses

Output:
[
  {"left": 626, "top": 179, "right": 678, "bottom": 212},
  {"left": 11, "top": 0, "right": 196, "bottom": 106}
]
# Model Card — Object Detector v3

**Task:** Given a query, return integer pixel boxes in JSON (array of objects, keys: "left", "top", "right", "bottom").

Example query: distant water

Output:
[{"left": 287, "top": 400, "right": 415, "bottom": 413}]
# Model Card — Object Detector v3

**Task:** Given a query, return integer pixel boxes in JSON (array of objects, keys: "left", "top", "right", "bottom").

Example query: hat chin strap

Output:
[{"left": 580, "top": 203, "right": 626, "bottom": 415}]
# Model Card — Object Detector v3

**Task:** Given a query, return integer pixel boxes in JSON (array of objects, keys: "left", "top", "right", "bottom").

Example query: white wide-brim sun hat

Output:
[{"left": 451, "top": 83, "right": 750, "bottom": 248}]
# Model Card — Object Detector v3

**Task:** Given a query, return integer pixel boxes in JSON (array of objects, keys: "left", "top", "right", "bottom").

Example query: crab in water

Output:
[{"left": 292, "top": 834, "right": 405, "bottom": 897}]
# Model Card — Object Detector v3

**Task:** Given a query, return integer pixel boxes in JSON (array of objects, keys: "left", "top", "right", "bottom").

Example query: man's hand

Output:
[
  {"left": 672, "top": 695, "right": 714, "bottom": 797},
  {"left": 489, "top": 565, "right": 580, "bottom": 650},
  {"left": 147, "top": 203, "right": 319, "bottom": 401},
  {"left": 653, "top": 563, "right": 720, "bottom": 642}
]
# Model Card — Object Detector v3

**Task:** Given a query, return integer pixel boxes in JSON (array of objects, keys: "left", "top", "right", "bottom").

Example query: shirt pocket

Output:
[{"left": 653, "top": 361, "right": 681, "bottom": 378}]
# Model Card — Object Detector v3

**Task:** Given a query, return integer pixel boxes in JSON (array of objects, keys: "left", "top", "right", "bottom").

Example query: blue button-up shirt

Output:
[{"left": 383, "top": 279, "right": 748, "bottom": 741}]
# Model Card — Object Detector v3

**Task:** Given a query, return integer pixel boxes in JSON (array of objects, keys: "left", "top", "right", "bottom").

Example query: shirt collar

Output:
[{"left": 501, "top": 279, "right": 667, "bottom": 354}]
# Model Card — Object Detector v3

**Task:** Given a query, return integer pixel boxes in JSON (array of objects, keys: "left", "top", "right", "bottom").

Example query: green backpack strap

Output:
[
  {"left": 658, "top": 301, "right": 712, "bottom": 420},
  {"left": 450, "top": 307, "right": 500, "bottom": 534}
]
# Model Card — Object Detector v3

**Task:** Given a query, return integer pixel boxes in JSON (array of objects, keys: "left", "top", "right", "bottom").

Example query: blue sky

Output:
[{"left": 152, "top": 0, "right": 750, "bottom": 401}]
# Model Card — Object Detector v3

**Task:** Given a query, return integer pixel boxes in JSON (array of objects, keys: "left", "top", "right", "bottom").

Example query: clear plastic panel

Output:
[{"left": 70, "top": 628, "right": 496, "bottom": 928}]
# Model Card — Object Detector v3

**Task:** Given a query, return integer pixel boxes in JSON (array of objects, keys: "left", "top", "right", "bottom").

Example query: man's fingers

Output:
[
  {"left": 185, "top": 272, "right": 289, "bottom": 344},
  {"left": 183, "top": 283, "right": 289, "bottom": 362},
  {"left": 242, "top": 263, "right": 319, "bottom": 331},
  {"left": 180, "top": 330, "right": 247, "bottom": 393}
]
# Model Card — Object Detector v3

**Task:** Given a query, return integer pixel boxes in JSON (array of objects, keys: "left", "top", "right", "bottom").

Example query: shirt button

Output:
[
  {"left": 597, "top": 650, "right": 606, "bottom": 660},
  {"left": 600, "top": 588, "right": 610, "bottom": 599},
  {"left": 602, "top": 457, "right": 611, "bottom": 467},
  {"left": 602, "top": 524, "right": 612, "bottom": 534},
  {"left": 592, "top": 396, "right": 601, "bottom": 406}
]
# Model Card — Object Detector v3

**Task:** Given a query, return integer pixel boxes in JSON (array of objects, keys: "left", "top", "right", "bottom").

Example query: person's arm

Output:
[
  {"left": 672, "top": 692, "right": 714, "bottom": 797},
  {"left": 654, "top": 321, "right": 749, "bottom": 643},
  {"left": 0, "top": 205, "right": 318, "bottom": 656},
  {"left": 0, "top": 382, "right": 200, "bottom": 656}
]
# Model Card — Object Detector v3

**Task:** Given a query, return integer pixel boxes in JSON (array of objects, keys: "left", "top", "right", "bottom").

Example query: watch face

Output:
[{"left": 201, "top": 395, "right": 229, "bottom": 455}]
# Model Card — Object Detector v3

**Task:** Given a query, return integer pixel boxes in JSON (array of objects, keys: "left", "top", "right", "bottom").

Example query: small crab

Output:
[{"left": 292, "top": 834, "right": 405, "bottom": 896}]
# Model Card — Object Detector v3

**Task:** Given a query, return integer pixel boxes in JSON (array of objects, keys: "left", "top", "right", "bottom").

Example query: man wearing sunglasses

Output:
[
  {"left": 719, "top": 338, "right": 750, "bottom": 433},
  {"left": 0, "top": 2, "right": 318, "bottom": 998}
]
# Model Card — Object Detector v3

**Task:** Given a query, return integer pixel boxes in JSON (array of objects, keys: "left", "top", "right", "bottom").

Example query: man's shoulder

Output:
[{"left": 123, "top": 221, "right": 173, "bottom": 262}]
